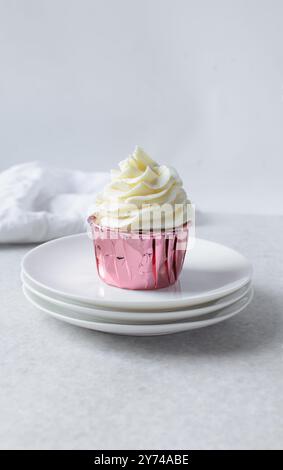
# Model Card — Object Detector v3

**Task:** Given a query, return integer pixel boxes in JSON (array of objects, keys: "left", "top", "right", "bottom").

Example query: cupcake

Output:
[{"left": 88, "top": 146, "right": 190, "bottom": 290}]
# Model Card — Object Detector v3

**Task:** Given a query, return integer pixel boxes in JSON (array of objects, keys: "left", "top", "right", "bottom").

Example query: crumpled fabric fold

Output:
[{"left": 0, "top": 162, "right": 109, "bottom": 243}]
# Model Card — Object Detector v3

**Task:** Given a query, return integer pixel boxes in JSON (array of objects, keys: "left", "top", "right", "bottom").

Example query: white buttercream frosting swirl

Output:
[{"left": 94, "top": 146, "right": 190, "bottom": 230}]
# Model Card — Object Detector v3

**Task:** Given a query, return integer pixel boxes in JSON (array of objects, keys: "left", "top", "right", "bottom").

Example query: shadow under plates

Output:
[{"left": 41, "top": 284, "right": 282, "bottom": 358}]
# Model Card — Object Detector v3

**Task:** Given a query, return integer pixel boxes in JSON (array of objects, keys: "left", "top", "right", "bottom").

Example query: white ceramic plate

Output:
[
  {"left": 22, "top": 273, "right": 252, "bottom": 324},
  {"left": 23, "top": 284, "right": 254, "bottom": 336},
  {"left": 22, "top": 233, "right": 252, "bottom": 311}
]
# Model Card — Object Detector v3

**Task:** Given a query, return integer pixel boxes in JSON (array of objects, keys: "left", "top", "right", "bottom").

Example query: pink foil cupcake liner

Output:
[{"left": 88, "top": 216, "right": 188, "bottom": 290}]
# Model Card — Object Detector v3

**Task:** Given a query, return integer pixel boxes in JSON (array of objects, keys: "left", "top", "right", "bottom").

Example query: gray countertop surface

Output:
[{"left": 0, "top": 213, "right": 282, "bottom": 450}]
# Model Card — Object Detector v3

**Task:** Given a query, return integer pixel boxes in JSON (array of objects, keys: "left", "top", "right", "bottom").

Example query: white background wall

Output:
[{"left": 0, "top": 0, "right": 282, "bottom": 214}]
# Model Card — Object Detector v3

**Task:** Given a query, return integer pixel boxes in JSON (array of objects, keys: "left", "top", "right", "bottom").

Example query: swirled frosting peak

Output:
[{"left": 94, "top": 146, "right": 190, "bottom": 230}]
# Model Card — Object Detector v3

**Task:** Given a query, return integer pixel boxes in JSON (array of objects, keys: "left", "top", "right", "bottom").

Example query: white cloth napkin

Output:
[{"left": 0, "top": 162, "right": 109, "bottom": 243}]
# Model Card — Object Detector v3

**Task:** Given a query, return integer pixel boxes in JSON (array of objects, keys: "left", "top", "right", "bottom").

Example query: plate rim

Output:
[
  {"left": 22, "top": 272, "right": 252, "bottom": 322},
  {"left": 21, "top": 233, "right": 253, "bottom": 310},
  {"left": 22, "top": 283, "right": 254, "bottom": 335},
  {"left": 22, "top": 272, "right": 253, "bottom": 323}
]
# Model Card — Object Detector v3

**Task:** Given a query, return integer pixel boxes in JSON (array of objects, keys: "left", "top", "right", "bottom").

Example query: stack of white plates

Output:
[{"left": 21, "top": 234, "right": 253, "bottom": 336}]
